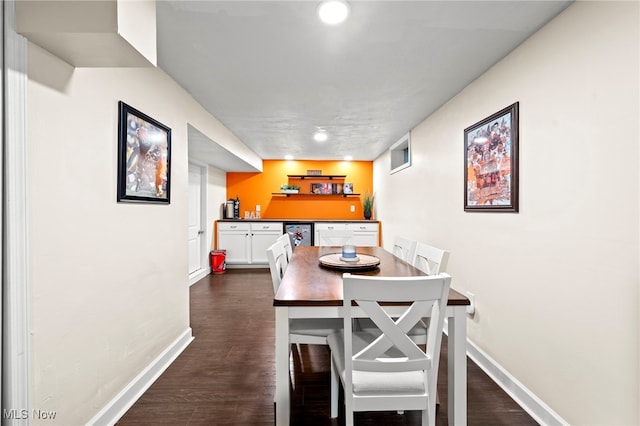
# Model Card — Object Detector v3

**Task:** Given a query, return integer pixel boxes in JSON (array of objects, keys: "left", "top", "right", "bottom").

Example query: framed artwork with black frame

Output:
[
  {"left": 117, "top": 101, "right": 171, "bottom": 204},
  {"left": 464, "top": 102, "right": 519, "bottom": 212}
]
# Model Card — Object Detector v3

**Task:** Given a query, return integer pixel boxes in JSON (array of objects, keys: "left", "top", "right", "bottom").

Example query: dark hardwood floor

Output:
[{"left": 117, "top": 269, "right": 538, "bottom": 426}]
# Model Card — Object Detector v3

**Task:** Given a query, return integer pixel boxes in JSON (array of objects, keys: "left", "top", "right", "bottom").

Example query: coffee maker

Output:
[
  {"left": 222, "top": 196, "right": 240, "bottom": 219},
  {"left": 223, "top": 200, "right": 235, "bottom": 219}
]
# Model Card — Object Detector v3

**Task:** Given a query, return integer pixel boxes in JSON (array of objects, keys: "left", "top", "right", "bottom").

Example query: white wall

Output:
[
  {"left": 26, "top": 42, "right": 258, "bottom": 424},
  {"left": 207, "top": 165, "right": 227, "bottom": 250},
  {"left": 374, "top": 2, "right": 639, "bottom": 425}
]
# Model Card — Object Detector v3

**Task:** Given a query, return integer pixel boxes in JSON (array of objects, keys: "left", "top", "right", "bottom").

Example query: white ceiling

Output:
[{"left": 157, "top": 1, "right": 571, "bottom": 166}]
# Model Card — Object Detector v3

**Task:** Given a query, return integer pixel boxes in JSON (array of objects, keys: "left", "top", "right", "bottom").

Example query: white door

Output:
[{"left": 188, "top": 164, "right": 204, "bottom": 274}]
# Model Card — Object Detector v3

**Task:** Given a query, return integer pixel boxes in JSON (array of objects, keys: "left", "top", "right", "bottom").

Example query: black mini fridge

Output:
[{"left": 283, "top": 222, "right": 314, "bottom": 248}]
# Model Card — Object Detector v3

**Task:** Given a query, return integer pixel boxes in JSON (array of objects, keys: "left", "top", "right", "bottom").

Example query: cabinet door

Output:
[
  {"left": 347, "top": 223, "right": 379, "bottom": 246},
  {"left": 218, "top": 232, "right": 250, "bottom": 263},
  {"left": 249, "top": 222, "right": 283, "bottom": 264},
  {"left": 351, "top": 233, "right": 379, "bottom": 247},
  {"left": 314, "top": 223, "right": 347, "bottom": 246},
  {"left": 218, "top": 223, "right": 251, "bottom": 264},
  {"left": 251, "top": 231, "right": 282, "bottom": 264},
  {"left": 251, "top": 232, "right": 281, "bottom": 264}
]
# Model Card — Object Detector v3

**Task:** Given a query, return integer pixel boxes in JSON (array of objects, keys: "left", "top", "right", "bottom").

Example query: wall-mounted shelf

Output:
[
  {"left": 276, "top": 174, "right": 357, "bottom": 197},
  {"left": 287, "top": 174, "right": 346, "bottom": 180},
  {"left": 272, "top": 192, "right": 360, "bottom": 198}
]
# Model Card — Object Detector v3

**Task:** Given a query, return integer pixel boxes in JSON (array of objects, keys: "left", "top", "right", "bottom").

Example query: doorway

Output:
[{"left": 188, "top": 163, "right": 208, "bottom": 284}]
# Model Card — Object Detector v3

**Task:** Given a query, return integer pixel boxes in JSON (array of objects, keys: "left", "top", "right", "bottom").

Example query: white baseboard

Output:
[
  {"left": 189, "top": 268, "right": 210, "bottom": 286},
  {"left": 87, "top": 328, "right": 194, "bottom": 426},
  {"left": 225, "top": 264, "right": 269, "bottom": 269},
  {"left": 443, "top": 320, "right": 568, "bottom": 426}
]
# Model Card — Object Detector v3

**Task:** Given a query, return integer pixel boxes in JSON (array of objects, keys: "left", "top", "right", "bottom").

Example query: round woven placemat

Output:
[{"left": 319, "top": 253, "right": 381, "bottom": 270}]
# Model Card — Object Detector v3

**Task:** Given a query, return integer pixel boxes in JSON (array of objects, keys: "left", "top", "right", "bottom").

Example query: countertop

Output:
[{"left": 217, "top": 218, "right": 379, "bottom": 223}]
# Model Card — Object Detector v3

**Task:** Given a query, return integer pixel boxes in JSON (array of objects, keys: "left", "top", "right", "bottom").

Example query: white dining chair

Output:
[
  {"left": 356, "top": 237, "right": 449, "bottom": 336},
  {"left": 328, "top": 273, "right": 451, "bottom": 425},
  {"left": 277, "top": 233, "right": 293, "bottom": 270},
  {"left": 267, "top": 240, "right": 288, "bottom": 294},
  {"left": 357, "top": 241, "right": 451, "bottom": 347},
  {"left": 266, "top": 240, "right": 342, "bottom": 346},
  {"left": 402, "top": 242, "right": 451, "bottom": 345},
  {"left": 316, "top": 229, "right": 354, "bottom": 246},
  {"left": 412, "top": 242, "right": 449, "bottom": 275},
  {"left": 392, "top": 236, "right": 417, "bottom": 262}
]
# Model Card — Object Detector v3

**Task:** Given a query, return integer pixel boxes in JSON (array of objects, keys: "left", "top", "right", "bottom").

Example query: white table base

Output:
[{"left": 274, "top": 305, "right": 467, "bottom": 425}]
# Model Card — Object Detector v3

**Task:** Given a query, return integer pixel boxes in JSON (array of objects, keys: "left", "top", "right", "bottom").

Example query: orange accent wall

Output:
[{"left": 227, "top": 160, "right": 373, "bottom": 220}]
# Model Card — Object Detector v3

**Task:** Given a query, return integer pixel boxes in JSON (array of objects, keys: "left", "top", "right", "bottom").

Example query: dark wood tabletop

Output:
[{"left": 274, "top": 245, "right": 470, "bottom": 307}]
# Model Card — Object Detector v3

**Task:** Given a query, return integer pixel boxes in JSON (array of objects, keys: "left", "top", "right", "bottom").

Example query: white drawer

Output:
[
  {"left": 347, "top": 223, "right": 378, "bottom": 232},
  {"left": 218, "top": 222, "right": 250, "bottom": 232},
  {"left": 250, "top": 222, "right": 283, "bottom": 232},
  {"left": 315, "top": 223, "right": 347, "bottom": 231}
]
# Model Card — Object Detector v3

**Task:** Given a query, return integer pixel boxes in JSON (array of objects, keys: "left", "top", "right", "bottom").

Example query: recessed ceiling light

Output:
[
  {"left": 284, "top": 155, "right": 294, "bottom": 160},
  {"left": 344, "top": 155, "right": 353, "bottom": 161},
  {"left": 313, "top": 130, "right": 328, "bottom": 142},
  {"left": 317, "top": 0, "right": 350, "bottom": 25}
]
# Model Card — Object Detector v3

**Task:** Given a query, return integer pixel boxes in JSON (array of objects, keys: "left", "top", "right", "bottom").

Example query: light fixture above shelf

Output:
[{"left": 313, "top": 130, "right": 328, "bottom": 142}]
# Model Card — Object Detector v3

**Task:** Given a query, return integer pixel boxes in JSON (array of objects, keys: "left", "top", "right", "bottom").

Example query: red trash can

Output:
[{"left": 210, "top": 250, "right": 226, "bottom": 274}]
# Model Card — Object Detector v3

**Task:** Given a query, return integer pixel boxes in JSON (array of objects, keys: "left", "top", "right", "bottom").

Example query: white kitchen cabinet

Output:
[
  {"left": 217, "top": 222, "right": 282, "bottom": 266},
  {"left": 249, "top": 222, "right": 283, "bottom": 264},
  {"left": 314, "top": 222, "right": 347, "bottom": 245},
  {"left": 346, "top": 222, "right": 379, "bottom": 246},
  {"left": 217, "top": 222, "right": 251, "bottom": 264},
  {"left": 314, "top": 222, "right": 379, "bottom": 246}
]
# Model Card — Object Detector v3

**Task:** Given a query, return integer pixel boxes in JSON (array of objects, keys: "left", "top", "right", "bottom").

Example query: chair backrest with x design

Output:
[
  {"left": 331, "top": 272, "right": 451, "bottom": 425},
  {"left": 392, "top": 236, "right": 417, "bottom": 262},
  {"left": 266, "top": 240, "right": 287, "bottom": 294},
  {"left": 277, "top": 233, "right": 292, "bottom": 269},
  {"left": 412, "top": 242, "right": 449, "bottom": 275}
]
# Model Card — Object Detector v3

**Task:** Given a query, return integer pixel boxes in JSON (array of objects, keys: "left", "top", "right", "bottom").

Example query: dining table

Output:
[{"left": 273, "top": 245, "right": 470, "bottom": 425}]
